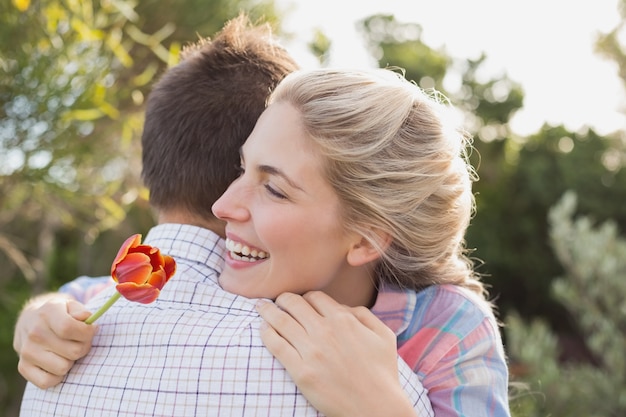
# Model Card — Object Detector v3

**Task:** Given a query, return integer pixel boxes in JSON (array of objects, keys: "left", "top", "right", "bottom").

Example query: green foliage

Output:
[
  {"left": 468, "top": 125, "right": 626, "bottom": 324},
  {"left": 308, "top": 28, "right": 332, "bottom": 66},
  {"left": 459, "top": 54, "right": 524, "bottom": 131},
  {"left": 136, "top": 0, "right": 280, "bottom": 40},
  {"left": 357, "top": 14, "right": 450, "bottom": 91},
  {"left": 0, "top": 277, "right": 30, "bottom": 417},
  {"left": 507, "top": 192, "right": 626, "bottom": 417},
  {"left": 0, "top": 0, "right": 151, "bottom": 273},
  {"left": 595, "top": 0, "right": 626, "bottom": 84}
]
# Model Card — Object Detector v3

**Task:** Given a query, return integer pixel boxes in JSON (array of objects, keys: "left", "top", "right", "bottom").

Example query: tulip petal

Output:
[
  {"left": 113, "top": 252, "right": 152, "bottom": 284},
  {"left": 111, "top": 234, "right": 142, "bottom": 276},
  {"left": 146, "top": 269, "right": 167, "bottom": 291},
  {"left": 163, "top": 255, "right": 177, "bottom": 279},
  {"left": 135, "top": 244, "right": 163, "bottom": 269},
  {"left": 116, "top": 282, "right": 160, "bottom": 304}
]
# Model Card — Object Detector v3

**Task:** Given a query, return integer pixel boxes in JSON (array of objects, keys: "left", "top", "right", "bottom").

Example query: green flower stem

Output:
[{"left": 85, "top": 291, "right": 121, "bottom": 324}]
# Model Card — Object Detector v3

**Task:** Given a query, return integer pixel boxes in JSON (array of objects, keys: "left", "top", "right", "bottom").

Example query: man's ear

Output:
[{"left": 346, "top": 229, "right": 392, "bottom": 267}]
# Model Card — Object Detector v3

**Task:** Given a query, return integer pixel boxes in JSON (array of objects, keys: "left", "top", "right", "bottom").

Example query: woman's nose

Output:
[{"left": 212, "top": 179, "right": 249, "bottom": 222}]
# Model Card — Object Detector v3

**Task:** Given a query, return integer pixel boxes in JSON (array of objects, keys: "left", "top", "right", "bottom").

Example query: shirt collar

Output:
[
  {"left": 371, "top": 281, "right": 417, "bottom": 336},
  {"left": 144, "top": 223, "right": 226, "bottom": 275}
]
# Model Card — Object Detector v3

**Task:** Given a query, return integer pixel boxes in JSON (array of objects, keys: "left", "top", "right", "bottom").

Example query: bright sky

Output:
[{"left": 275, "top": 0, "right": 625, "bottom": 136}]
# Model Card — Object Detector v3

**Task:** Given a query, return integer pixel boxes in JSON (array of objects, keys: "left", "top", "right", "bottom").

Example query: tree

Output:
[
  {"left": 358, "top": 14, "right": 450, "bottom": 92},
  {"left": 469, "top": 124, "right": 626, "bottom": 321},
  {"left": 507, "top": 192, "right": 626, "bottom": 417}
]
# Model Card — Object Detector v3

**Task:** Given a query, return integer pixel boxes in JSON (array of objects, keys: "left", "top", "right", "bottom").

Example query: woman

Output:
[{"left": 212, "top": 68, "right": 510, "bottom": 417}]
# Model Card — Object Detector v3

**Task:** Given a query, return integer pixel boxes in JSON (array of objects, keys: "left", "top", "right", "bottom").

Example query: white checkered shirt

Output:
[{"left": 20, "top": 224, "right": 433, "bottom": 416}]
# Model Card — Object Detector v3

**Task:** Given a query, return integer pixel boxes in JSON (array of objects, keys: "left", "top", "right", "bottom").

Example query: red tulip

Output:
[
  {"left": 111, "top": 234, "right": 177, "bottom": 303},
  {"left": 85, "top": 234, "right": 176, "bottom": 324}
]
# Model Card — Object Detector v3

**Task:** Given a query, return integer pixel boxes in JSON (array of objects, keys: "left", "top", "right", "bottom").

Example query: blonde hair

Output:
[{"left": 269, "top": 68, "right": 486, "bottom": 298}]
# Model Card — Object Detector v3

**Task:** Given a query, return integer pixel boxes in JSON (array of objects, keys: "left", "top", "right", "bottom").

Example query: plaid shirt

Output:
[
  {"left": 372, "top": 285, "right": 511, "bottom": 417},
  {"left": 20, "top": 224, "right": 433, "bottom": 417}
]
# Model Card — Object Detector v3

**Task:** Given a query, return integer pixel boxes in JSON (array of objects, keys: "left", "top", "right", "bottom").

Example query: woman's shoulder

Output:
[
  {"left": 373, "top": 282, "right": 501, "bottom": 342},
  {"left": 407, "top": 284, "right": 501, "bottom": 341},
  {"left": 419, "top": 284, "right": 495, "bottom": 316}
]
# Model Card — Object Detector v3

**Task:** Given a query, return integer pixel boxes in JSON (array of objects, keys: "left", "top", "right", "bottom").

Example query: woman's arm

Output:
[{"left": 392, "top": 285, "right": 511, "bottom": 417}]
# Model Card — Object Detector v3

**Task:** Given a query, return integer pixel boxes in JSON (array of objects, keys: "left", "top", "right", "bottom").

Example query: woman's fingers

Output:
[
  {"left": 257, "top": 315, "right": 304, "bottom": 371},
  {"left": 300, "top": 290, "right": 344, "bottom": 316},
  {"left": 350, "top": 304, "right": 397, "bottom": 338},
  {"left": 255, "top": 296, "right": 311, "bottom": 356},
  {"left": 256, "top": 292, "right": 347, "bottom": 367},
  {"left": 274, "top": 292, "right": 324, "bottom": 327},
  {"left": 259, "top": 291, "right": 390, "bottom": 346},
  {"left": 302, "top": 291, "right": 395, "bottom": 342}
]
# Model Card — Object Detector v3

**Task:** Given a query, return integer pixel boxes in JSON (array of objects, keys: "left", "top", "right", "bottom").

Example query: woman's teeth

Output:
[{"left": 226, "top": 238, "right": 268, "bottom": 261}]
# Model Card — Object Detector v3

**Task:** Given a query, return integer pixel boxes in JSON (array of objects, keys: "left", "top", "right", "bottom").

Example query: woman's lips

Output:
[{"left": 225, "top": 237, "right": 268, "bottom": 262}]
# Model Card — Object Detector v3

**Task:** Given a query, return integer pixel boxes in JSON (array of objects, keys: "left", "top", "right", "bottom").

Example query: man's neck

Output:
[{"left": 157, "top": 209, "right": 226, "bottom": 238}]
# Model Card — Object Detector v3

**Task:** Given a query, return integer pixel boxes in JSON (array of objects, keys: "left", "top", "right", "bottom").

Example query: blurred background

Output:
[{"left": 1, "top": 0, "right": 625, "bottom": 416}]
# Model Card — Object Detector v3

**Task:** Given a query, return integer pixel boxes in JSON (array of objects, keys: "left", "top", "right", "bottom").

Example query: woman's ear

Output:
[{"left": 346, "top": 229, "right": 392, "bottom": 267}]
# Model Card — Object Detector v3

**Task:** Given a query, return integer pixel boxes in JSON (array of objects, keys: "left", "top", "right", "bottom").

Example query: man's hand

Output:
[{"left": 13, "top": 294, "right": 98, "bottom": 389}]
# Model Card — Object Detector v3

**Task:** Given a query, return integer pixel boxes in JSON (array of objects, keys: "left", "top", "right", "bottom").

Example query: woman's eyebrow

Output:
[
  {"left": 257, "top": 164, "right": 304, "bottom": 192},
  {"left": 240, "top": 145, "right": 305, "bottom": 192}
]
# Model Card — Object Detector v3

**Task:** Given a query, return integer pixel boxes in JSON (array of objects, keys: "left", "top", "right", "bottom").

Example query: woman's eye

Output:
[
  {"left": 264, "top": 184, "right": 287, "bottom": 199},
  {"left": 235, "top": 164, "right": 245, "bottom": 176}
]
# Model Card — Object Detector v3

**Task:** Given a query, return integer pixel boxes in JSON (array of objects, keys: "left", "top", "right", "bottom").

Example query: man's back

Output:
[{"left": 20, "top": 224, "right": 321, "bottom": 416}]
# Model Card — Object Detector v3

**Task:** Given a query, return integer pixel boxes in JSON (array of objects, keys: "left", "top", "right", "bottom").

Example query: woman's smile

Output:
[{"left": 225, "top": 237, "right": 269, "bottom": 263}]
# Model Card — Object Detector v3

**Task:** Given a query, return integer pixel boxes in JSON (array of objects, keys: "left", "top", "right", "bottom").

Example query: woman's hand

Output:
[{"left": 256, "top": 291, "right": 418, "bottom": 417}]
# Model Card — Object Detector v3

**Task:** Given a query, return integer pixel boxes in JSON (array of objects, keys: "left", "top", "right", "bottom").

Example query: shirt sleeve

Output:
[
  {"left": 397, "top": 356, "right": 435, "bottom": 417},
  {"left": 59, "top": 276, "right": 115, "bottom": 304},
  {"left": 397, "top": 286, "right": 511, "bottom": 417}
]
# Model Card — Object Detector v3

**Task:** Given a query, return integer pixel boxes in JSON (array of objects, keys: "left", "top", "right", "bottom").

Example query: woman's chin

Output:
[{"left": 219, "top": 275, "right": 264, "bottom": 300}]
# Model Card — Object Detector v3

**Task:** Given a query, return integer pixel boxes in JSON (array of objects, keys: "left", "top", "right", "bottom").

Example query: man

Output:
[{"left": 15, "top": 15, "right": 432, "bottom": 417}]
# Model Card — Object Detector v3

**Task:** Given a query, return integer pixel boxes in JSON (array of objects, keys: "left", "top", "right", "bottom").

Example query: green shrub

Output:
[{"left": 507, "top": 191, "right": 626, "bottom": 417}]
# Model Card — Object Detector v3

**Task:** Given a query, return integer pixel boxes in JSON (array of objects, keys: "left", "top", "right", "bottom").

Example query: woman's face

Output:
[{"left": 212, "top": 101, "right": 372, "bottom": 303}]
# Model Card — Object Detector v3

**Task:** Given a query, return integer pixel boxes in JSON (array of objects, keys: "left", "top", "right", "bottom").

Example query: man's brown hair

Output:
[{"left": 141, "top": 14, "right": 298, "bottom": 219}]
